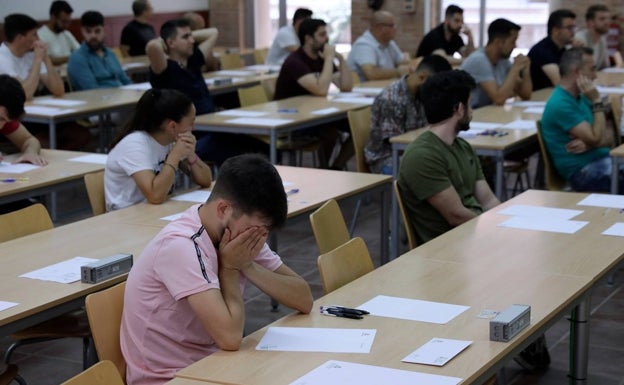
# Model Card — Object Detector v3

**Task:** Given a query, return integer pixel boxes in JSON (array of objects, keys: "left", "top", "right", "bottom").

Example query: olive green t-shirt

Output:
[{"left": 397, "top": 130, "right": 485, "bottom": 243}]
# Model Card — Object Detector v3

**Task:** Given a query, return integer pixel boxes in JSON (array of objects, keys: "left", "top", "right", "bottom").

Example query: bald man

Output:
[{"left": 347, "top": 11, "right": 409, "bottom": 81}]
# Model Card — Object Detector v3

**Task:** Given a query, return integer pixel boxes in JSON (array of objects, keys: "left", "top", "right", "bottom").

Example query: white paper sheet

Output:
[
  {"left": 120, "top": 83, "right": 152, "bottom": 91},
  {"left": 352, "top": 87, "right": 384, "bottom": 95},
  {"left": 68, "top": 154, "right": 108, "bottom": 165},
  {"left": 214, "top": 70, "right": 255, "bottom": 77},
  {"left": 289, "top": 360, "right": 462, "bottom": 385},
  {"left": 506, "top": 100, "right": 547, "bottom": 107},
  {"left": 331, "top": 97, "right": 374, "bottom": 105},
  {"left": 467, "top": 122, "right": 500, "bottom": 130},
  {"left": 602, "top": 222, "right": 624, "bottom": 237},
  {"left": 358, "top": 295, "right": 469, "bottom": 324},
  {"left": 122, "top": 62, "right": 145, "bottom": 69},
  {"left": 458, "top": 129, "right": 485, "bottom": 139},
  {"left": 597, "top": 85, "right": 624, "bottom": 95},
  {"left": 171, "top": 190, "right": 211, "bottom": 203},
  {"left": 577, "top": 193, "right": 624, "bottom": 208},
  {"left": 160, "top": 212, "right": 184, "bottom": 221},
  {"left": 20, "top": 256, "right": 97, "bottom": 284},
  {"left": 501, "top": 119, "right": 537, "bottom": 130},
  {"left": 225, "top": 117, "right": 294, "bottom": 126},
  {"left": 204, "top": 77, "right": 245, "bottom": 85},
  {"left": 497, "top": 204, "right": 583, "bottom": 220},
  {"left": 497, "top": 216, "right": 588, "bottom": 234},
  {"left": 602, "top": 67, "right": 624, "bottom": 73},
  {"left": 256, "top": 327, "right": 376, "bottom": 353},
  {"left": 402, "top": 338, "right": 472, "bottom": 366},
  {"left": 24, "top": 105, "right": 74, "bottom": 115},
  {"left": 332, "top": 92, "right": 364, "bottom": 98},
  {"left": 523, "top": 106, "right": 545, "bottom": 114},
  {"left": 310, "top": 107, "right": 340, "bottom": 115},
  {"left": 0, "top": 301, "right": 19, "bottom": 312},
  {"left": 216, "top": 110, "right": 268, "bottom": 118},
  {"left": 244, "top": 64, "right": 281, "bottom": 72},
  {"left": 32, "top": 99, "right": 86, "bottom": 107},
  {"left": 0, "top": 161, "right": 41, "bottom": 174}
]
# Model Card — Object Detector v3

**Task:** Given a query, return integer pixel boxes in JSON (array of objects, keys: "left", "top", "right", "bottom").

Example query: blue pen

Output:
[
  {"left": 278, "top": 108, "right": 298, "bottom": 113},
  {"left": 286, "top": 188, "right": 299, "bottom": 196},
  {"left": 1, "top": 177, "right": 28, "bottom": 183}
]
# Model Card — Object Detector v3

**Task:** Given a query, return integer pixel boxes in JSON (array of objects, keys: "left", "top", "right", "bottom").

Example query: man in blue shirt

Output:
[{"left": 67, "top": 11, "right": 131, "bottom": 91}]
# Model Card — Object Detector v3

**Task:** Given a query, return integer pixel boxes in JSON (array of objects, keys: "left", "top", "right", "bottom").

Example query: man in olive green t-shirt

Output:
[{"left": 397, "top": 70, "right": 500, "bottom": 244}]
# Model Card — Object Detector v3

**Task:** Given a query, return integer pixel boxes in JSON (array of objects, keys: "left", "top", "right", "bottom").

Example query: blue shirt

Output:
[{"left": 67, "top": 43, "right": 131, "bottom": 91}]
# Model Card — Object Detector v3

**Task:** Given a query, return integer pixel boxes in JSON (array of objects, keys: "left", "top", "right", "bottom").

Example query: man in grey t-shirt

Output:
[{"left": 461, "top": 18, "right": 532, "bottom": 108}]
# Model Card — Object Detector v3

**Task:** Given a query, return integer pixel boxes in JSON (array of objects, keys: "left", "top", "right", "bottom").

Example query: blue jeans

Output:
[{"left": 570, "top": 156, "right": 624, "bottom": 192}]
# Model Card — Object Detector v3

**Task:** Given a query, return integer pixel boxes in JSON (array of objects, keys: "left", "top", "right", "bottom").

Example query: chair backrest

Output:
[
  {"left": 85, "top": 282, "right": 126, "bottom": 382},
  {"left": 219, "top": 53, "right": 244, "bottom": 69},
  {"left": 608, "top": 94, "right": 622, "bottom": 146},
  {"left": 238, "top": 85, "right": 269, "bottom": 107},
  {"left": 0, "top": 203, "right": 53, "bottom": 243},
  {"left": 61, "top": 360, "right": 124, "bottom": 385},
  {"left": 253, "top": 48, "right": 268, "bottom": 64},
  {"left": 84, "top": 171, "right": 106, "bottom": 216},
  {"left": 261, "top": 77, "right": 277, "bottom": 101},
  {"left": 317, "top": 237, "right": 374, "bottom": 294},
  {"left": 393, "top": 180, "right": 417, "bottom": 250},
  {"left": 536, "top": 120, "right": 567, "bottom": 191},
  {"left": 309, "top": 199, "right": 350, "bottom": 255},
  {"left": 347, "top": 106, "right": 372, "bottom": 173}
]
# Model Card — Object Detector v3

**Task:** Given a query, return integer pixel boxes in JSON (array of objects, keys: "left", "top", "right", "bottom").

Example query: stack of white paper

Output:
[
  {"left": 256, "top": 327, "right": 376, "bottom": 353},
  {"left": 20, "top": 256, "right": 97, "bottom": 284},
  {"left": 171, "top": 190, "right": 211, "bottom": 203},
  {"left": 358, "top": 295, "right": 469, "bottom": 324},
  {"left": 402, "top": 338, "right": 472, "bottom": 366}
]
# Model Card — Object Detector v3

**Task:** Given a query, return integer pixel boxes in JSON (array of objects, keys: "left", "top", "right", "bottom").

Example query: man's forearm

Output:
[{"left": 243, "top": 263, "right": 313, "bottom": 313}]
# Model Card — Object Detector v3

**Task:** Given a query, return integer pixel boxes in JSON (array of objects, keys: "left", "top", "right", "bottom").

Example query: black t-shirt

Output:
[
  {"left": 527, "top": 37, "right": 565, "bottom": 91},
  {"left": 274, "top": 47, "right": 336, "bottom": 100},
  {"left": 149, "top": 46, "right": 215, "bottom": 114},
  {"left": 416, "top": 23, "right": 464, "bottom": 57},
  {"left": 120, "top": 20, "right": 156, "bottom": 56}
]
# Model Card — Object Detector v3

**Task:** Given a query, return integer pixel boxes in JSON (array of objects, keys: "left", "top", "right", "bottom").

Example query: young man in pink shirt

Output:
[{"left": 121, "top": 154, "right": 313, "bottom": 385}]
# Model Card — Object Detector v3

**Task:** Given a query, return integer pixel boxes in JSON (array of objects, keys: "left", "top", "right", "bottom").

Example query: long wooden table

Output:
[{"left": 174, "top": 190, "right": 621, "bottom": 385}]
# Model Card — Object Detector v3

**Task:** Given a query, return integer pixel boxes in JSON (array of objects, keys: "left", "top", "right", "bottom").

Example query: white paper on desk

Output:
[
  {"left": 20, "top": 256, "right": 97, "bottom": 284},
  {"left": 402, "top": 338, "right": 472, "bottom": 366},
  {"left": 497, "top": 204, "right": 583, "bottom": 220},
  {"left": 523, "top": 106, "right": 545, "bottom": 114},
  {"left": 256, "top": 327, "right": 376, "bottom": 353},
  {"left": 216, "top": 110, "right": 268, "bottom": 118},
  {"left": 498, "top": 216, "right": 588, "bottom": 234},
  {"left": 597, "top": 85, "right": 624, "bottom": 95},
  {"left": 244, "top": 64, "right": 281, "bottom": 72},
  {"left": 120, "top": 83, "right": 151, "bottom": 91},
  {"left": 331, "top": 97, "right": 374, "bottom": 105},
  {"left": 283, "top": 181, "right": 294, "bottom": 187},
  {"left": 602, "top": 67, "right": 624, "bottom": 73},
  {"left": 160, "top": 212, "right": 184, "bottom": 221},
  {"left": 289, "top": 360, "right": 462, "bottom": 385},
  {"left": 204, "top": 77, "right": 245, "bottom": 85},
  {"left": 0, "top": 301, "right": 18, "bottom": 312},
  {"left": 577, "top": 193, "right": 624, "bottom": 208},
  {"left": 171, "top": 190, "right": 211, "bottom": 203},
  {"left": 68, "top": 154, "right": 108, "bottom": 165},
  {"left": 358, "top": 295, "right": 469, "bottom": 324},
  {"left": 214, "top": 70, "right": 255, "bottom": 77},
  {"left": 468, "top": 121, "right": 500, "bottom": 130},
  {"left": 225, "top": 117, "right": 294, "bottom": 126},
  {"left": 24, "top": 105, "right": 70, "bottom": 115},
  {"left": 0, "top": 161, "right": 40, "bottom": 173},
  {"left": 122, "top": 62, "right": 145, "bottom": 69},
  {"left": 602, "top": 222, "right": 624, "bottom": 237},
  {"left": 352, "top": 87, "right": 384, "bottom": 95},
  {"left": 506, "top": 100, "right": 547, "bottom": 107},
  {"left": 310, "top": 107, "right": 340, "bottom": 115},
  {"left": 33, "top": 99, "right": 86, "bottom": 107},
  {"left": 501, "top": 119, "right": 537, "bottom": 130},
  {"left": 458, "top": 129, "right": 484, "bottom": 139},
  {"left": 332, "top": 92, "right": 363, "bottom": 98}
]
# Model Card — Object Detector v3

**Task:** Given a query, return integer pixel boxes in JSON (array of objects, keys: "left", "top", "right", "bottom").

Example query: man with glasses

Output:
[
  {"left": 528, "top": 9, "right": 581, "bottom": 90},
  {"left": 121, "top": 154, "right": 313, "bottom": 385},
  {"left": 37, "top": 1, "right": 80, "bottom": 66},
  {"left": 347, "top": 10, "right": 409, "bottom": 81}
]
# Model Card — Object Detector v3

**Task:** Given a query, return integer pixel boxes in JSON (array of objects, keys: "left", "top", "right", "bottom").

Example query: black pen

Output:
[
  {"left": 322, "top": 305, "right": 370, "bottom": 315},
  {"left": 320, "top": 309, "right": 363, "bottom": 320}
]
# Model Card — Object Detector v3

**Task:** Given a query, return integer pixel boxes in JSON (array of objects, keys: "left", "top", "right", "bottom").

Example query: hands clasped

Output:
[{"left": 219, "top": 226, "right": 268, "bottom": 271}]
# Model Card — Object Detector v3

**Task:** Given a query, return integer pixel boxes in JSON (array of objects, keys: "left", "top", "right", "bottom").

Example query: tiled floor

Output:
[{"left": 1, "top": 157, "right": 624, "bottom": 384}]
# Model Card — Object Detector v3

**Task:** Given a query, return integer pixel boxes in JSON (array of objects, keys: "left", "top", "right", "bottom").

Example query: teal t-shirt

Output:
[{"left": 541, "top": 86, "right": 609, "bottom": 179}]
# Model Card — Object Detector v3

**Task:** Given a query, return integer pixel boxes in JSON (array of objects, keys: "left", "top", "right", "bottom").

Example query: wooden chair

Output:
[
  {"left": 608, "top": 94, "right": 622, "bottom": 146},
  {"left": 60, "top": 360, "right": 124, "bottom": 385},
  {"left": 84, "top": 171, "right": 106, "bottom": 216},
  {"left": 0, "top": 364, "right": 25, "bottom": 385},
  {"left": 219, "top": 53, "right": 244, "bottom": 69},
  {"left": 536, "top": 120, "right": 568, "bottom": 191},
  {"left": 85, "top": 282, "right": 127, "bottom": 382},
  {"left": 393, "top": 180, "right": 417, "bottom": 250},
  {"left": 0, "top": 204, "right": 92, "bottom": 371},
  {"left": 347, "top": 106, "right": 372, "bottom": 173},
  {"left": 261, "top": 77, "right": 277, "bottom": 100},
  {"left": 309, "top": 199, "right": 350, "bottom": 254},
  {"left": 317, "top": 237, "right": 374, "bottom": 294},
  {"left": 253, "top": 47, "right": 269, "bottom": 64}
]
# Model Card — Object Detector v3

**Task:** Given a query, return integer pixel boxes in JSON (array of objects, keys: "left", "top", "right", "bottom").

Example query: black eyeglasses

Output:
[{"left": 191, "top": 225, "right": 210, "bottom": 283}]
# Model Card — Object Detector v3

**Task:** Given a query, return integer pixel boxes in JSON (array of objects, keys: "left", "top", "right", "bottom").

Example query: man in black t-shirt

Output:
[
  {"left": 416, "top": 4, "right": 474, "bottom": 65},
  {"left": 120, "top": 0, "right": 156, "bottom": 57}
]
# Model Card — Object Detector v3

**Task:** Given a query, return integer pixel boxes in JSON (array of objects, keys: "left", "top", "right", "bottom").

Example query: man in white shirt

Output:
[
  {"left": 265, "top": 8, "right": 312, "bottom": 66},
  {"left": 575, "top": 4, "right": 615, "bottom": 70},
  {"left": 37, "top": 1, "right": 80, "bottom": 66}
]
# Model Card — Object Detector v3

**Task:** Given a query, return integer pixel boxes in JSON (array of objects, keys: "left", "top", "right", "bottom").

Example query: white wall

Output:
[{"left": 0, "top": 0, "right": 209, "bottom": 20}]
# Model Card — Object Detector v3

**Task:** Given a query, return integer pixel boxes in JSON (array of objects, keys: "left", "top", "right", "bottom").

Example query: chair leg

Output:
[{"left": 349, "top": 198, "right": 362, "bottom": 237}]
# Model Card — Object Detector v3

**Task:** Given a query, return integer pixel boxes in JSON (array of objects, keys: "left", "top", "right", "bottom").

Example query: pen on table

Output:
[
  {"left": 278, "top": 108, "right": 298, "bottom": 113},
  {"left": 1, "top": 177, "right": 29, "bottom": 183},
  {"left": 320, "top": 309, "right": 363, "bottom": 320},
  {"left": 321, "top": 305, "right": 369, "bottom": 315},
  {"left": 286, "top": 188, "right": 299, "bottom": 196}
]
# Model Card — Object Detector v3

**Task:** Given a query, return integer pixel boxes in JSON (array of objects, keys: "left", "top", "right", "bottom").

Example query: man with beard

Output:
[
  {"left": 416, "top": 5, "right": 475, "bottom": 65},
  {"left": 67, "top": 11, "right": 131, "bottom": 91},
  {"left": 397, "top": 70, "right": 499, "bottom": 244},
  {"left": 37, "top": 1, "right": 80, "bottom": 66},
  {"left": 575, "top": 5, "right": 613, "bottom": 70},
  {"left": 461, "top": 18, "right": 532, "bottom": 108}
]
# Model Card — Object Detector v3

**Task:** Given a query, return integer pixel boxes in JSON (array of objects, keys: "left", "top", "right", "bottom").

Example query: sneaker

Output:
[{"left": 514, "top": 334, "right": 551, "bottom": 372}]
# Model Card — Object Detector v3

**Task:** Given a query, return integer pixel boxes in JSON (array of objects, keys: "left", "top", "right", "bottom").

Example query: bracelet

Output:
[
  {"left": 163, "top": 162, "right": 177, "bottom": 173},
  {"left": 188, "top": 154, "right": 199, "bottom": 166}
]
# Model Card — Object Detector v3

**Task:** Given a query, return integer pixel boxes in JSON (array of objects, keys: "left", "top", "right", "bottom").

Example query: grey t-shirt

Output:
[{"left": 461, "top": 48, "right": 511, "bottom": 108}]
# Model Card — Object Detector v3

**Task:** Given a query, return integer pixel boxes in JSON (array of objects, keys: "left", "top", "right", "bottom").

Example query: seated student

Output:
[
  {"left": 121, "top": 153, "right": 313, "bottom": 385},
  {"left": 182, "top": 12, "right": 219, "bottom": 72},
  {"left": 416, "top": 5, "right": 475, "bottom": 65},
  {"left": 575, "top": 5, "right": 614, "bottom": 70},
  {"left": 265, "top": 8, "right": 312, "bottom": 66},
  {"left": 37, "top": 1, "right": 80, "bottom": 66},
  {"left": 67, "top": 11, "right": 132, "bottom": 90},
  {"left": 0, "top": 75, "right": 47, "bottom": 166},
  {"left": 365, "top": 55, "right": 451, "bottom": 174},
  {"left": 105, "top": 89, "right": 212, "bottom": 211},
  {"left": 120, "top": 0, "right": 156, "bottom": 57}
]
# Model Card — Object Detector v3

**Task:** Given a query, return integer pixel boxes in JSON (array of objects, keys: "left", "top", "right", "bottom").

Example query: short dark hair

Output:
[
  {"left": 0, "top": 75, "right": 26, "bottom": 120},
  {"left": 81, "top": 11, "right": 104, "bottom": 28},
  {"left": 160, "top": 18, "right": 191, "bottom": 41},
  {"left": 420, "top": 70, "right": 476, "bottom": 124},
  {"left": 292, "top": 8, "right": 313, "bottom": 25},
  {"left": 297, "top": 18, "right": 326, "bottom": 46},
  {"left": 50, "top": 1, "right": 73, "bottom": 17},
  {"left": 487, "top": 18, "right": 521, "bottom": 43},
  {"left": 416, "top": 55, "right": 452, "bottom": 74},
  {"left": 445, "top": 5, "right": 463, "bottom": 18},
  {"left": 132, "top": 0, "right": 149, "bottom": 17},
  {"left": 560, "top": 47, "right": 594, "bottom": 77},
  {"left": 586, "top": 4, "right": 609, "bottom": 21},
  {"left": 208, "top": 154, "right": 288, "bottom": 229},
  {"left": 547, "top": 9, "right": 576, "bottom": 36},
  {"left": 3, "top": 14, "right": 39, "bottom": 42}
]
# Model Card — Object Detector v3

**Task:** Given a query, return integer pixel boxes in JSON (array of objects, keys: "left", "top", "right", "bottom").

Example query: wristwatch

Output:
[{"left": 592, "top": 101, "right": 606, "bottom": 113}]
